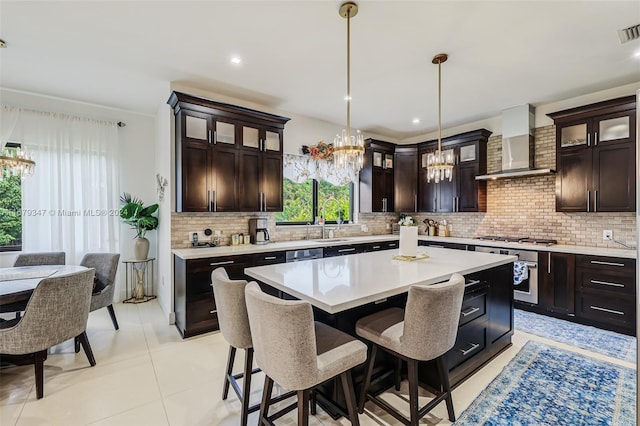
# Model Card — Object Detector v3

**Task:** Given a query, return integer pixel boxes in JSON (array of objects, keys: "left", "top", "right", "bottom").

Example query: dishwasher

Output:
[{"left": 285, "top": 248, "right": 324, "bottom": 262}]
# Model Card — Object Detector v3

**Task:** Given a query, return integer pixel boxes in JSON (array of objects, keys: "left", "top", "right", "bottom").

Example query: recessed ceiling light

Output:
[
  {"left": 0, "top": 39, "right": 6, "bottom": 48},
  {"left": 344, "top": 95, "right": 352, "bottom": 101},
  {"left": 412, "top": 118, "right": 420, "bottom": 124},
  {"left": 230, "top": 56, "right": 242, "bottom": 65},
  {"left": 633, "top": 50, "right": 640, "bottom": 58}
]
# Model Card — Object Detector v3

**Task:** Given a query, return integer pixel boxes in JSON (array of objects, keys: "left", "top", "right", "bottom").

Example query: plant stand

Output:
[{"left": 123, "top": 258, "right": 157, "bottom": 304}]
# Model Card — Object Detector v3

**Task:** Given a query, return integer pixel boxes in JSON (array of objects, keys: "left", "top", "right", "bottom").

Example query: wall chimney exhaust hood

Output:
[{"left": 475, "top": 104, "right": 555, "bottom": 180}]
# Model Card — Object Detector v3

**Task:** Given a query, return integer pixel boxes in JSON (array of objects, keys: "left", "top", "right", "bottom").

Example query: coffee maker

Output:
[{"left": 249, "top": 218, "right": 270, "bottom": 245}]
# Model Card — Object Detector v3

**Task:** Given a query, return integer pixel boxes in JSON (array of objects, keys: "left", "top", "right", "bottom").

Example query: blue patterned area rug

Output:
[
  {"left": 455, "top": 341, "right": 636, "bottom": 425},
  {"left": 514, "top": 309, "right": 636, "bottom": 363}
]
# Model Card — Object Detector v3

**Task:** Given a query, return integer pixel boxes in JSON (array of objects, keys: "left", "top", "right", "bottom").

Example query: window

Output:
[
  {"left": 276, "top": 178, "right": 353, "bottom": 224},
  {"left": 0, "top": 143, "right": 23, "bottom": 251}
]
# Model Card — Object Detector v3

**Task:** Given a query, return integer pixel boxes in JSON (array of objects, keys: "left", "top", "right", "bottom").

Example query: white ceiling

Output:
[{"left": 1, "top": 1, "right": 639, "bottom": 139}]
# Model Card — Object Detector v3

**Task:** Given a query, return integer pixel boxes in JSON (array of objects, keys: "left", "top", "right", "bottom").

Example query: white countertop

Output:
[
  {"left": 244, "top": 248, "right": 517, "bottom": 314},
  {"left": 172, "top": 234, "right": 636, "bottom": 260}
]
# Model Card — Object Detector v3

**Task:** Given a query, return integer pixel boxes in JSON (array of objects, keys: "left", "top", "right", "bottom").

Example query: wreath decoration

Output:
[{"left": 301, "top": 141, "right": 334, "bottom": 161}]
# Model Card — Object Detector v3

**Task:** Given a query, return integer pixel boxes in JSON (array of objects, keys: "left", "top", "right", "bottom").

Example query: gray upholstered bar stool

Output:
[
  {"left": 245, "top": 282, "right": 367, "bottom": 426},
  {"left": 356, "top": 273, "right": 465, "bottom": 425},
  {"left": 211, "top": 268, "right": 260, "bottom": 426}
]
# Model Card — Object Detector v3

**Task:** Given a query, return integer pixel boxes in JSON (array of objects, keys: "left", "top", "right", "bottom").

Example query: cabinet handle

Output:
[
  {"left": 590, "top": 260, "right": 625, "bottom": 267},
  {"left": 388, "top": 243, "right": 397, "bottom": 247},
  {"left": 210, "top": 310, "right": 217, "bottom": 315},
  {"left": 372, "top": 245, "right": 381, "bottom": 249},
  {"left": 587, "top": 133, "right": 590, "bottom": 147},
  {"left": 433, "top": 197, "right": 436, "bottom": 213},
  {"left": 464, "top": 279, "right": 481, "bottom": 287},
  {"left": 210, "top": 260, "right": 234, "bottom": 266},
  {"left": 207, "top": 190, "right": 211, "bottom": 212},
  {"left": 263, "top": 193, "right": 267, "bottom": 211},
  {"left": 208, "top": 129, "right": 213, "bottom": 144},
  {"left": 429, "top": 245, "right": 445, "bottom": 248},
  {"left": 264, "top": 256, "right": 277, "bottom": 260},
  {"left": 594, "top": 131, "right": 598, "bottom": 146},
  {"left": 590, "top": 279, "right": 625, "bottom": 288},
  {"left": 461, "top": 306, "right": 480, "bottom": 317},
  {"left": 594, "top": 190, "right": 597, "bottom": 213},
  {"left": 459, "top": 342, "right": 480, "bottom": 356},
  {"left": 214, "top": 130, "right": 217, "bottom": 145},
  {"left": 414, "top": 194, "right": 417, "bottom": 212},
  {"left": 338, "top": 248, "right": 356, "bottom": 253},
  {"left": 213, "top": 190, "right": 217, "bottom": 212},
  {"left": 586, "top": 190, "right": 590, "bottom": 212},
  {"left": 453, "top": 196, "right": 455, "bottom": 212},
  {"left": 590, "top": 305, "right": 624, "bottom": 316},
  {"left": 523, "top": 262, "right": 537, "bottom": 269},
  {"left": 548, "top": 252, "right": 551, "bottom": 274}
]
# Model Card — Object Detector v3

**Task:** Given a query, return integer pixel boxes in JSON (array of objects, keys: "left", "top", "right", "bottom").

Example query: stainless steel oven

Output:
[{"left": 475, "top": 247, "right": 539, "bottom": 305}]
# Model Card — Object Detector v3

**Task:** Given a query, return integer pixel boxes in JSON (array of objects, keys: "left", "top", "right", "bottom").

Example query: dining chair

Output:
[
  {"left": 73, "top": 253, "right": 120, "bottom": 353},
  {"left": 356, "top": 273, "right": 465, "bottom": 425},
  {"left": 245, "top": 282, "right": 367, "bottom": 425},
  {"left": 2, "top": 252, "right": 67, "bottom": 319},
  {"left": 13, "top": 252, "right": 66, "bottom": 267},
  {"left": 0, "top": 268, "right": 97, "bottom": 399}
]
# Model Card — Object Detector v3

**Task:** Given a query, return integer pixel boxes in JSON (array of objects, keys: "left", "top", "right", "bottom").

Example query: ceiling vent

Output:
[{"left": 618, "top": 24, "right": 640, "bottom": 44}]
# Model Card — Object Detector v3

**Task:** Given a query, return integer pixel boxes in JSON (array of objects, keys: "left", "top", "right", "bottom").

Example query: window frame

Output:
[
  {"left": 0, "top": 142, "right": 24, "bottom": 252},
  {"left": 276, "top": 179, "right": 354, "bottom": 226}
]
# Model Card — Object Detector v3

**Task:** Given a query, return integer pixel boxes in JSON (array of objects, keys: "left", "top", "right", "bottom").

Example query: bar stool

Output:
[
  {"left": 244, "top": 282, "right": 367, "bottom": 426},
  {"left": 210, "top": 268, "right": 260, "bottom": 426},
  {"left": 356, "top": 273, "right": 465, "bottom": 425}
]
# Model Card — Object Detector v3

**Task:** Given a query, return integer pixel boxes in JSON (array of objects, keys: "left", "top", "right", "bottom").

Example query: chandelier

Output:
[
  {"left": 426, "top": 53, "right": 454, "bottom": 183},
  {"left": 0, "top": 145, "right": 35, "bottom": 179},
  {"left": 333, "top": 2, "right": 365, "bottom": 173}
]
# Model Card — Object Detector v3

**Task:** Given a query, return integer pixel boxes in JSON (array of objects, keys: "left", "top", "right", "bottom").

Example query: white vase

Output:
[
  {"left": 134, "top": 237, "right": 149, "bottom": 260},
  {"left": 399, "top": 226, "right": 418, "bottom": 257}
]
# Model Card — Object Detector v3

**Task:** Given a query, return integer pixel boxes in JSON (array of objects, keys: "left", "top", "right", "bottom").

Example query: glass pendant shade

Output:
[
  {"left": 334, "top": 129, "right": 364, "bottom": 173},
  {"left": 0, "top": 146, "right": 35, "bottom": 179}
]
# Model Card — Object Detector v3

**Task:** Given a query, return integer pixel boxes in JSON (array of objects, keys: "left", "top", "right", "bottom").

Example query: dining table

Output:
[{"left": 0, "top": 265, "right": 88, "bottom": 307}]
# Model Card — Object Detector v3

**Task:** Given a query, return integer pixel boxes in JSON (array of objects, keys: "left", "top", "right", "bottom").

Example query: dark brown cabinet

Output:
[
  {"left": 548, "top": 96, "right": 636, "bottom": 213},
  {"left": 168, "top": 91, "right": 289, "bottom": 213},
  {"left": 575, "top": 255, "right": 636, "bottom": 335},
  {"left": 359, "top": 139, "right": 395, "bottom": 212},
  {"left": 417, "top": 129, "right": 490, "bottom": 213},
  {"left": 539, "top": 251, "right": 576, "bottom": 316},
  {"left": 394, "top": 145, "right": 418, "bottom": 212}
]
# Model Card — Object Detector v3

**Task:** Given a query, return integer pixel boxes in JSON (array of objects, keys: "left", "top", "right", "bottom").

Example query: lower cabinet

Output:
[
  {"left": 538, "top": 252, "right": 576, "bottom": 315},
  {"left": 174, "top": 253, "right": 274, "bottom": 338},
  {"left": 419, "top": 240, "right": 473, "bottom": 250},
  {"left": 575, "top": 255, "right": 636, "bottom": 335}
]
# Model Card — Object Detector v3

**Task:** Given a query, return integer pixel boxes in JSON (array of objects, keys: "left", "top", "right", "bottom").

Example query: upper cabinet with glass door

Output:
[
  {"left": 241, "top": 124, "right": 282, "bottom": 153},
  {"left": 551, "top": 95, "right": 636, "bottom": 151}
]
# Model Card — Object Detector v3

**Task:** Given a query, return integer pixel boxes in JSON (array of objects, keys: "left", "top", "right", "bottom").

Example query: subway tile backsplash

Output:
[{"left": 171, "top": 125, "right": 636, "bottom": 249}]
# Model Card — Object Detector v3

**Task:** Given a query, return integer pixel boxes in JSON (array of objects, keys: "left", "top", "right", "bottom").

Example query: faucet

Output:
[{"left": 321, "top": 196, "right": 341, "bottom": 239}]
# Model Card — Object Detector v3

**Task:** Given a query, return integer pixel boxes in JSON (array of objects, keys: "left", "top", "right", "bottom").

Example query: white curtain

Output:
[
  {"left": 283, "top": 153, "right": 357, "bottom": 185},
  {"left": 3, "top": 106, "right": 120, "bottom": 264}
]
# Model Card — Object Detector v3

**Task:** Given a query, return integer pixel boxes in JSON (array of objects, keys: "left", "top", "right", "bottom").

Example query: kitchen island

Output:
[{"left": 245, "top": 247, "right": 516, "bottom": 417}]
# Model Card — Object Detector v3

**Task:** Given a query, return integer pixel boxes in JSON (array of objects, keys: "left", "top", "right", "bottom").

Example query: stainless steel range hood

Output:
[{"left": 476, "top": 104, "right": 555, "bottom": 180}]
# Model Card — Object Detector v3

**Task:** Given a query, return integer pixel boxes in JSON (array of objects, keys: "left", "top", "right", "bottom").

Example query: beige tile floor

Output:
[{"left": 0, "top": 301, "right": 635, "bottom": 425}]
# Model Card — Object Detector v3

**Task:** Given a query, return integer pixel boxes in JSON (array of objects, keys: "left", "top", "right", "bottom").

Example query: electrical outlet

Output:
[
  {"left": 603, "top": 230, "right": 613, "bottom": 241},
  {"left": 360, "top": 225, "right": 368, "bottom": 232}
]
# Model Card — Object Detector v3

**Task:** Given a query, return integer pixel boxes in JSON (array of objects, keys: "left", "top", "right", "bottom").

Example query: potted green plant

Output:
[{"left": 119, "top": 193, "right": 159, "bottom": 260}]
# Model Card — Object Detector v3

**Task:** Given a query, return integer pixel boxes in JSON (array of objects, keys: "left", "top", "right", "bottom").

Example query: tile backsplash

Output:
[{"left": 171, "top": 124, "right": 636, "bottom": 249}]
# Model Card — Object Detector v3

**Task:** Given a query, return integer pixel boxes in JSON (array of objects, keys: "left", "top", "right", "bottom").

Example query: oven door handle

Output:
[{"left": 522, "top": 262, "right": 537, "bottom": 268}]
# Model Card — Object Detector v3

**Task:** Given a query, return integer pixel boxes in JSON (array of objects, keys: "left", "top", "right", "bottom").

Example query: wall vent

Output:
[{"left": 618, "top": 24, "right": 640, "bottom": 43}]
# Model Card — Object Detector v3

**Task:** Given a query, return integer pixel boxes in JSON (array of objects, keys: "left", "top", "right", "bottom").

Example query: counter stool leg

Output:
[
  {"left": 297, "top": 389, "right": 310, "bottom": 426},
  {"left": 341, "top": 371, "right": 360, "bottom": 426},
  {"left": 259, "top": 375, "right": 274, "bottom": 425},
  {"left": 222, "top": 346, "right": 236, "bottom": 400},
  {"left": 240, "top": 348, "right": 253, "bottom": 426},
  {"left": 358, "top": 344, "right": 377, "bottom": 414},
  {"left": 394, "top": 358, "right": 402, "bottom": 391},
  {"left": 437, "top": 355, "right": 455, "bottom": 422},
  {"left": 407, "top": 359, "right": 419, "bottom": 425}
]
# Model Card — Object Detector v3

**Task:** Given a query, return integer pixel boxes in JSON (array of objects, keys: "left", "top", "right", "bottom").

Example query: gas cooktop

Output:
[{"left": 474, "top": 236, "right": 557, "bottom": 246}]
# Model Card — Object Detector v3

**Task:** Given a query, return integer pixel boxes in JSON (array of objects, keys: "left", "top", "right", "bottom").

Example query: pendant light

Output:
[
  {"left": 426, "top": 53, "right": 454, "bottom": 183},
  {"left": 333, "top": 2, "right": 365, "bottom": 173},
  {"left": 0, "top": 145, "right": 35, "bottom": 180}
]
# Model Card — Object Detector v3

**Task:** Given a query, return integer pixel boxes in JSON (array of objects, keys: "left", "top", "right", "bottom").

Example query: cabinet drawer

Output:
[
  {"left": 576, "top": 255, "right": 635, "bottom": 272},
  {"left": 382, "top": 241, "right": 399, "bottom": 250},
  {"left": 577, "top": 269, "right": 635, "bottom": 294},
  {"left": 447, "top": 319, "right": 487, "bottom": 369},
  {"left": 324, "top": 245, "right": 363, "bottom": 257},
  {"left": 459, "top": 290, "right": 487, "bottom": 326},
  {"left": 575, "top": 291, "right": 635, "bottom": 328},
  {"left": 254, "top": 251, "right": 286, "bottom": 266},
  {"left": 188, "top": 255, "right": 253, "bottom": 280},
  {"left": 186, "top": 295, "right": 219, "bottom": 333}
]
